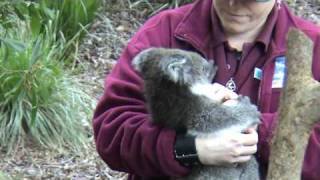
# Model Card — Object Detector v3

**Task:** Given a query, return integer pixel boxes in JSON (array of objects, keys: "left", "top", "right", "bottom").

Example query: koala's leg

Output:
[
  {"left": 180, "top": 166, "right": 242, "bottom": 180},
  {"left": 239, "top": 158, "right": 260, "bottom": 180}
]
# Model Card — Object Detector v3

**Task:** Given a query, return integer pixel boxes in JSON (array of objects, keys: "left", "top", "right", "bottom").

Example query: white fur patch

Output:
[{"left": 190, "top": 82, "right": 220, "bottom": 101}]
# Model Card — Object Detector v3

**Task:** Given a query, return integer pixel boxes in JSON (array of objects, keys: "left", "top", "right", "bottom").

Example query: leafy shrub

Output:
[
  {"left": 0, "top": 0, "right": 100, "bottom": 63},
  {"left": 0, "top": 12, "right": 94, "bottom": 153},
  {"left": 1, "top": 0, "right": 100, "bottom": 39}
]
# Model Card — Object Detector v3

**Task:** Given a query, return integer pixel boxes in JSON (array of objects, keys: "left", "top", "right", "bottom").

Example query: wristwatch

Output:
[{"left": 174, "top": 134, "right": 201, "bottom": 167}]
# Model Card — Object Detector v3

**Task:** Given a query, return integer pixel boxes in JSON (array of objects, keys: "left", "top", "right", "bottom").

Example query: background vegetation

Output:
[
  {"left": 0, "top": 0, "right": 194, "bottom": 155},
  {"left": 0, "top": 0, "right": 100, "bottom": 153}
]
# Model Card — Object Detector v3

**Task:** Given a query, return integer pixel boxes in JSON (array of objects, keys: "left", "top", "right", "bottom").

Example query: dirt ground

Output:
[{"left": 1, "top": 0, "right": 319, "bottom": 179}]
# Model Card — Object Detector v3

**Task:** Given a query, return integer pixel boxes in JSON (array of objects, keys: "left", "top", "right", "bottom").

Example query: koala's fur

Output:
[{"left": 132, "top": 48, "right": 261, "bottom": 180}]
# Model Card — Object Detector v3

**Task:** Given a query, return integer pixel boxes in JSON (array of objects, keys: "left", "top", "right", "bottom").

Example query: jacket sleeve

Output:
[{"left": 92, "top": 43, "right": 190, "bottom": 177}]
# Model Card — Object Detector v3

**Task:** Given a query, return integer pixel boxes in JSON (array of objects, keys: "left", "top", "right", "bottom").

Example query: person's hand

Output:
[
  {"left": 195, "top": 128, "right": 258, "bottom": 166},
  {"left": 191, "top": 83, "right": 238, "bottom": 103},
  {"left": 211, "top": 83, "right": 238, "bottom": 102}
]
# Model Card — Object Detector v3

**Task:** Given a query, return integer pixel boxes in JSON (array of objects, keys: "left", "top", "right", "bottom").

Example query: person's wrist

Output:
[
  {"left": 174, "top": 133, "right": 201, "bottom": 167},
  {"left": 194, "top": 136, "right": 205, "bottom": 164},
  {"left": 195, "top": 136, "right": 214, "bottom": 165}
]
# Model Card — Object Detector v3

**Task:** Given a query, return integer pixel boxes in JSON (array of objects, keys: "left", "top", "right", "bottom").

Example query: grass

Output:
[
  {"left": 105, "top": 0, "right": 193, "bottom": 16},
  {"left": 125, "top": 0, "right": 194, "bottom": 16},
  {"left": 45, "top": 0, "right": 100, "bottom": 41}
]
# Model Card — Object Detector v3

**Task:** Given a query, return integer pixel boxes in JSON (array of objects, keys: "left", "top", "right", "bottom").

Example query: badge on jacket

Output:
[
  {"left": 272, "top": 56, "right": 287, "bottom": 88},
  {"left": 254, "top": 67, "right": 262, "bottom": 80}
]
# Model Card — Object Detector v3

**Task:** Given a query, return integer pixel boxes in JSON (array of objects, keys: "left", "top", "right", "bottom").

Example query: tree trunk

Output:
[{"left": 267, "top": 29, "right": 320, "bottom": 180}]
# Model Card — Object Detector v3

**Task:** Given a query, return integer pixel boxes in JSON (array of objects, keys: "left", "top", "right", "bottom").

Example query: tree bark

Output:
[{"left": 267, "top": 29, "right": 320, "bottom": 180}]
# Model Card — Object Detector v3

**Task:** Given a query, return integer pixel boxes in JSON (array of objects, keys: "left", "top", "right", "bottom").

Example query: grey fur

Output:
[{"left": 132, "top": 48, "right": 261, "bottom": 180}]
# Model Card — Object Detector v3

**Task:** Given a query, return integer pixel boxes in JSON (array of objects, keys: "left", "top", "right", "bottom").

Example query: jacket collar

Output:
[{"left": 174, "top": 0, "right": 214, "bottom": 55}]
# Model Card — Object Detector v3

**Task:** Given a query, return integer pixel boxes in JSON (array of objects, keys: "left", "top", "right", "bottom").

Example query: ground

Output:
[{"left": 0, "top": 1, "right": 319, "bottom": 179}]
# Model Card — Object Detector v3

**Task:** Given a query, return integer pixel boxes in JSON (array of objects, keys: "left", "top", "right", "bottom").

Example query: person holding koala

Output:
[{"left": 92, "top": 0, "right": 320, "bottom": 179}]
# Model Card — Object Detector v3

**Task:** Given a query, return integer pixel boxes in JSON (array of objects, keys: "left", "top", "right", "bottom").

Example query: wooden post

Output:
[{"left": 267, "top": 29, "right": 320, "bottom": 180}]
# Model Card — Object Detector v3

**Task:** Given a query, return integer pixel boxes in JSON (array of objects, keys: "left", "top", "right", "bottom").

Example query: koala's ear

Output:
[
  {"left": 166, "top": 58, "right": 186, "bottom": 83},
  {"left": 131, "top": 52, "right": 144, "bottom": 72},
  {"left": 165, "top": 56, "right": 193, "bottom": 84},
  {"left": 132, "top": 48, "right": 155, "bottom": 72}
]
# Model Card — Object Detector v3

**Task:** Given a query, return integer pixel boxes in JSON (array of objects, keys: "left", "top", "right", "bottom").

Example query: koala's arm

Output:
[{"left": 92, "top": 43, "right": 190, "bottom": 177}]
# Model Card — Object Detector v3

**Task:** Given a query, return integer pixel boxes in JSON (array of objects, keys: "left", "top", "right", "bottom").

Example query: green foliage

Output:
[
  {"left": 0, "top": 171, "right": 11, "bottom": 180},
  {"left": 0, "top": 0, "right": 100, "bottom": 63},
  {"left": 0, "top": 3, "right": 95, "bottom": 153},
  {"left": 43, "top": 0, "right": 100, "bottom": 41},
  {"left": 1, "top": 0, "right": 100, "bottom": 40}
]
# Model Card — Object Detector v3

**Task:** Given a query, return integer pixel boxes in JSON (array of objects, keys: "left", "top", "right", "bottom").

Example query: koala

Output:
[{"left": 132, "top": 47, "right": 261, "bottom": 180}]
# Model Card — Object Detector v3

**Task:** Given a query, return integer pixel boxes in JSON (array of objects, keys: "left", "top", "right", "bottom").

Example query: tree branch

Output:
[{"left": 267, "top": 28, "right": 320, "bottom": 180}]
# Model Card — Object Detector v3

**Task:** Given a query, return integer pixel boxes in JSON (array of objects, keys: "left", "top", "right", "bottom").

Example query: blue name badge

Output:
[
  {"left": 272, "top": 56, "right": 287, "bottom": 88},
  {"left": 254, "top": 67, "right": 262, "bottom": 80}
]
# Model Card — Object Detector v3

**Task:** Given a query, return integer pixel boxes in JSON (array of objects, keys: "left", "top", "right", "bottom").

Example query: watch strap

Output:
[{"left": 174, "top": 133, "right": 200, "bottom": 167}]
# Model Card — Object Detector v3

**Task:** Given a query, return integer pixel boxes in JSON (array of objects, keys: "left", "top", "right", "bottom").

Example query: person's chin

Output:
[{"left": 223, "top": 24, "right": 247, "bottom": 35}]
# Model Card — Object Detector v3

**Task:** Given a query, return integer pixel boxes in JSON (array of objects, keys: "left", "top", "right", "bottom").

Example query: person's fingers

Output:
[
  {"left": 212, "top": 83, "right": 238, "bottom": 101},
  {"left": 243, "top": 126, "right": 258, "bottom": 133},
  {"left": 234, "top": 155, "right": 252, "bottom": 163},
  {"left": 212, "top": 89, "right": 230, "bottom": 102},
  {"left": 238, "top": 132, "right": 258, "bottom": 146},
  {"left": 237, "top": 145, "right": 257, "bottom": 156},
  {"left": 222, "top": 99, "right": 238, "bottom": 106},
  {"left": 211, "top": 89, "right": 238, "bottom": 103},
  {"left": 196, "top": 130, "right": 258, "bottom": 166},
  {"left": 223, "top": 91, "right": 238, "bottom": 101},
  {"left": 230, "top": 143, "right": 257, "bottom": 157}
]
